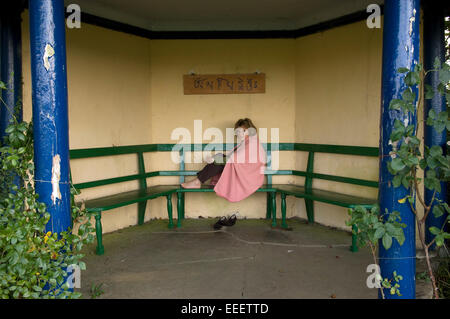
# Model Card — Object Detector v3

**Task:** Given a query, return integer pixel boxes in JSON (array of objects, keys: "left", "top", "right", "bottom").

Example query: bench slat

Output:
[
  {"left": 294, "top": 143, "right": 379, "bottom": 156},
  {"left": 273, "top": 184, "right": 377, "bottom": 208},
  {"left": 78, "top": 185, "right": 178, "bottom": 212}
]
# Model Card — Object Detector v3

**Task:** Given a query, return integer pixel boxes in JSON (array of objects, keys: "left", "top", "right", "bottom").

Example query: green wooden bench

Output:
[
  {"left": 69, "top": 143, "right": 379, "bottom": 255},
  {"left": 270, "top": 144, "right": 379, "bottom": 252}
]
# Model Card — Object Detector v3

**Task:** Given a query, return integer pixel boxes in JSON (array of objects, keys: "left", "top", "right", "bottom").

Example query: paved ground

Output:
[{"left": 77, "top": 217, "right": 378, "bottom": 299}]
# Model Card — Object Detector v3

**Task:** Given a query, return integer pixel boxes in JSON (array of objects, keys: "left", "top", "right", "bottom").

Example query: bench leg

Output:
[
  {"left": 177, "top": 192, "right": 183, "bottom": 228},
  {"left": 94, "top": 212, "right": 105, "bottom": 255},
  {"left": 350, "top": 225, "right": 359, "bottom": 252},
  {"left": 166, "top": 193, "right": 174, "bottom": 229},
  {"left": 138, "top": 201, "right": 147, "bottom": 225},
  {"left": 281, "top": 193, "right": 288, "bottom": 229},
  {"left": 305, "top": 199, "right": 314, "bottom": 224},
  {"left": 271, "top": 192, "right": 277, "bottom": 227},
  {"left": 266, "top": 192, "right": 272, "bottom": 219},
  {"left": 181, "top": 192, "right": 185, "bottom": 220}
]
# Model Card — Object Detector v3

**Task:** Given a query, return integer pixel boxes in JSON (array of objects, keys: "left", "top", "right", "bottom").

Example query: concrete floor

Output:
[{"left": 77, "top": 217, "right": 378, "bottom": 299}]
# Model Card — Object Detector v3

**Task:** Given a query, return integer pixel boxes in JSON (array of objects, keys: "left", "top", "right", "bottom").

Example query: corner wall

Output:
[{"left": 294, "top": 20, "right": 382, "bottom": 230}]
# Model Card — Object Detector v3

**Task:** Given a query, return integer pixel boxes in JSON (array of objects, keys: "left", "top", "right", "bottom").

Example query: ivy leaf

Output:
[
  {"left": 389, "top": 99, "right": 405, "bottom": 111},
  {"left": 437, "top": 83, "right": 446, "bottom": 95},
  {"left": 428, "top": 109, "right": 436, "bottom": 120},
  {"left": 402, "top": 88, "right": 416, "bottom": 102},
  {"left": 391, "top": 158, "right": 406, "bottom": 172},
  {"left": 419, "top": 159, "right": 427, "bottom": 170},
  {"left": 392, "top": 174, "right": 403, "bottom": 188},
  {"left": 405, "top": 72, "right": 418, "bottom": 86},
  {"left": 437, "top": 111, "right": 448, "bottom": 122},
  {"left": 436, "top": 235, "right": 444, "bottom": 247},
  {"left": 382, "top": 233, "right": 393, "bottom": 250},
  {"left": 432, "top": 205, "right": 444, "bottom": 218},
  {"left": 395, "top": 232, "right": 405, "bottom": 246},
  {"left": 439, "top": 66, "right": 450, "bottom": 85},
  {"left": 404, "top": 156, "right": 419, "bottom": 167},
  {"left": 429, "top": 146, "right": 443, "bottom": 157},
  {"left": 424, "top": 84, "right": 435, "bottom": 100},
  {"left": 398, "top": 67, "right": 410, "bottom": 73},
  {"left": 374, "top": 227, "right": 385, "bottom": 240},
  {"left": 433, "top": 57, "right": 441, "bottom": 70}
]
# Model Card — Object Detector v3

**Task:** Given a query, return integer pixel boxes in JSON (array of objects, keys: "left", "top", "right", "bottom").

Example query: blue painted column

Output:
[
  {"left": 29, "top": 0, "right": 71, "bottom": 234},
  {"left": 0, "top": 3, "right": 24, "bottom": 192},
  {"left": 423, "top": 0, "right": 448, "bottom": 251},
  {"left": 0, "top": 3, "right": 23, "bottom": 141},
  {"left": 378, "top": 0, "right": 420, "bottom": 299}
]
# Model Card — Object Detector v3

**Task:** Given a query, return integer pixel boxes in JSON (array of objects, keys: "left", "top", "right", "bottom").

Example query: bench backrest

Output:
[{"left": 69, "top": 143, "right": 379, "bottom": 193}]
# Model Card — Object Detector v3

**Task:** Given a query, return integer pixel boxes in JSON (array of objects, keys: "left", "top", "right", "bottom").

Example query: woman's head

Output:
[{"left": 234, "top": 118, "right": 257, "bottom": 139}]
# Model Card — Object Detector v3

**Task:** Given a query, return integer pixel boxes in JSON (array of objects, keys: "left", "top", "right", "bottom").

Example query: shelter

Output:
[{"left": 0, "top": 0, "right": 448, "bottom": 299}]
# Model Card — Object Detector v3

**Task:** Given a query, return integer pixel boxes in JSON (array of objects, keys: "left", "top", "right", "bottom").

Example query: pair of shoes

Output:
[
  {"left": 224, "top": 213, "right": 237, "bottom": 226},
  {"left": 213, "top": 214, "right": 237, "bottom": 230},
  {"left": 213, "top": 216, "right": 228, "bottom": 230}
]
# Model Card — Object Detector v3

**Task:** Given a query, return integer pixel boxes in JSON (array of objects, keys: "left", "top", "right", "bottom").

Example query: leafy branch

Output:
[
  {"left": 347, "top": 205, "right": 406, "bottom": 298},
  {"left": 0, "top": 80, "right": 95, "bottom": 299},
  {"left": 387, "top": 58, "right": 450, "bottom": 299}
]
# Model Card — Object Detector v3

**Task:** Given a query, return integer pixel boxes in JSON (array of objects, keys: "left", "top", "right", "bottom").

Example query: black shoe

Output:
[
  {"left": 224, "top": 214, "right": 237, "bottom": 226},
  {"left": 213, "top": 216, "right": 227, "bottom": 230}
]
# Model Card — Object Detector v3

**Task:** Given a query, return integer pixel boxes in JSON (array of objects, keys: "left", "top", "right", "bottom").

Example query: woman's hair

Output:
[{"left": 234, "top": 118, "right": 257, "bottom": 136}]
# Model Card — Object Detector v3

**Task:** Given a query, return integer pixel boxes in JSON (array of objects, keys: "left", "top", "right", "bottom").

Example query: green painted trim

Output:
[
  {"left": 293, "top": 143, "right": 379, "bottom": 156},
  {"left": 94, "top": 212, "right": 104, "bottom": 255},
  {"left": 73, "top": 169, "right": 378, "bottom": 190},
  {"left": 70, "top": 142, "right": 378, "bottom": 159},
  {"left": 310, "top": 172, "right": 379, "bottom": 188},
  {"left": 305, "top": 199, "right": 315, "bottom": 223},
  {"left": 266, "top": 143, "right": 272, "bottom": 185},
  {"left": 266, "top": 192, "right": 272, "bottom": 219},
  {"left": 176, "top": 186, "right": 278, "bottom": 193},
  {"left": 281, "top": 193, "right": 288, "bottom": 228},
  {"left": 167, "top": 193, "right": 174, "bottom": 229},
  {"left": 271, "top": 192, "right": 277, "bottom": 227},
  {"left": 286, "top": 193, "right": 377, "bottom": 209},
  {"left": 137, "top": 153, "right": 147, "bottom": 189},
  {"left": 179, "top": 149, "right": 185, "bottom": 183},
  {"left": 137, "top": 152, "right": 148, "bottom": 225},
  {"left": 69, "top": 144, "right": 158, "bottom": 159},
  {"left": 73, "top": 173, "right": 144, "bottom": 189},
  {"left": 177, "top": 192, "right": 183, "bottom": 226},
  {"left": 305, "top": 152, "right": 315, "bottom": 191}
]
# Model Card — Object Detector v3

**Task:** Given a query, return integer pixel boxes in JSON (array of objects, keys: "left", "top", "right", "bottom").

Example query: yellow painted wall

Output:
[
  {"left": 20, "top": 13, "right": 388, "bottom": 236},
  {"left": 147, "top": 38, "right": 297, "bottom": 222},
  {"left": 294, "top": 20, "right": 383, "bottom": 231}
]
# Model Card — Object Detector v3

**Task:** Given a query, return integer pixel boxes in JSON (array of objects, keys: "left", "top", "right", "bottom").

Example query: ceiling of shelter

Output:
[{"left": 65, "top": 0, "right": 385, "bottom": 32}]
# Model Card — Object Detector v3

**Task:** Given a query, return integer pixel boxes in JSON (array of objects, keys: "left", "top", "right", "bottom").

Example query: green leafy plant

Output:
[
  {"left": 90, "top": 282, "right": 104, "bottom": 299},
  {"left": 435, "top": 257, "right": 450, "bottom": 298},
  {"left": 381, "top": 271, "right": 403, "bottom": 297},
  {"left": 347, "top": 205, "right": 406, "bottom": 298},
  {"left": 0, "top": 79, "right": 95, "bottom": 298},
  {"left": 386, "top": 58, "right": 450, "bottom": 299}
]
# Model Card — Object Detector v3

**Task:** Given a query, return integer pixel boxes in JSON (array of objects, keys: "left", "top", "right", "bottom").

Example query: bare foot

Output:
[{"left": 181, "top": 178, "right": 201, "bottom": 189}]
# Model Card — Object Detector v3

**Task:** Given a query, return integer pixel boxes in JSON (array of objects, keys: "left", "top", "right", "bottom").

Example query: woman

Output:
[{"left": 181, "top": 118, "right": 266, "bottom": 203}]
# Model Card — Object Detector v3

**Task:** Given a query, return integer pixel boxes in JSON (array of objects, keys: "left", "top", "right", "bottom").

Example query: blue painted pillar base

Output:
[{"left": 378, "top": 0, "right": 420, "bottom": 299}]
